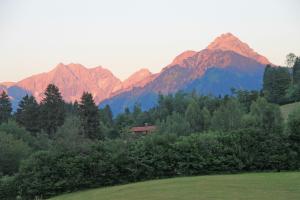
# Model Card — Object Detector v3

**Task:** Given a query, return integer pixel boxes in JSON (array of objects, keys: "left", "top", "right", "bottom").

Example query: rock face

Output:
[{"left": 16, "top": 63, "right": 123, "bottom": 103}]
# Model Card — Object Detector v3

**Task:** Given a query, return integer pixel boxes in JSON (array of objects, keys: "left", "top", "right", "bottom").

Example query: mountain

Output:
[
  {"left": 15, "top": 63, "right": 123, "bottom": 103},
  {"left": 101, "top": 33, "right": 271, "bottom": 115},
  {"left": 112, "top": 68, "right": 158, "bottom": 95}
]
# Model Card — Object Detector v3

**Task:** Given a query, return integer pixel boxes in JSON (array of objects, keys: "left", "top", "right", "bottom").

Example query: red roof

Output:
[{"left": 131, "top": 126, "right": 156, "bottom": 133}]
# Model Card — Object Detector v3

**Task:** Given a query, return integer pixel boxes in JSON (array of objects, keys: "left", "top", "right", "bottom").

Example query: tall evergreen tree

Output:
[
  {"left": 0, "top": 91, "right": 12, "bottom": 124},
  {"left": 79, "top": 92, "right": 102, "bottom": 139},
  {"left": 263, "top": 65, "right": 273, "bottom": 97},
  {"left": 39, "top": 84, "right": 65, "bottom": 136},
  {"left": 15, "top": 95, "right": 40, "bottom": 134},
  {"left": 293, "top": 57, "right": 300, "bottom": 85},
  {"left": 263, "top": 66, "right": 291, "bottom": 104}
]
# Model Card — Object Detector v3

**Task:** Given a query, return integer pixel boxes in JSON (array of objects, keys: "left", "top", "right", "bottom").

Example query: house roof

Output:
[{"left": 131, "top": 126, "right": 156, "bottom": 133}]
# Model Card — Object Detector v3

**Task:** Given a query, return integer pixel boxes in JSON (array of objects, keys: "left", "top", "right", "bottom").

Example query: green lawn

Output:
[
  {"left": 280, "top": 101, "right": 300, "bottom": 120},
  {"left": 49, "top": 172, "right": 300, "bottom": 200}
]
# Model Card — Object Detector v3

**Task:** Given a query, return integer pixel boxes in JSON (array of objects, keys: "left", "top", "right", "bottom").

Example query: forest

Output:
[{"left": 0, "top": 54, "right": 300, "bottom": 199}]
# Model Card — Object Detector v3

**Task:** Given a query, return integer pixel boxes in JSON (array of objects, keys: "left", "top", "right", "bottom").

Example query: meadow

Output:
[{"left": 50, "top": 172, "right": 300, "bottom": 200}]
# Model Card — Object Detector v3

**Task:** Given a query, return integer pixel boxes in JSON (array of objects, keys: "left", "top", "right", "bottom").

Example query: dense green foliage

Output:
[
  {"left": 1, "top": 54, "right": 300, "bottom": 199},
  {"left": 287, "top": 107, "right": 300, "bottom": 167}
]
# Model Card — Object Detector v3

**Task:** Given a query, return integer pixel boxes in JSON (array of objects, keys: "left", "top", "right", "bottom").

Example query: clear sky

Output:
[{"left": 0, "top": 0, "right": 299, "bottom": 82}]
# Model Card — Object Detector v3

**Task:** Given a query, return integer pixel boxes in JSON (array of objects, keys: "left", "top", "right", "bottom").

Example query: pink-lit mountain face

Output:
[
  {"left": 206, "top": 33, "right": 270, "bottom": 65},
  {"left": 16, "top": 63, "right": 123, "bottom": 103}
]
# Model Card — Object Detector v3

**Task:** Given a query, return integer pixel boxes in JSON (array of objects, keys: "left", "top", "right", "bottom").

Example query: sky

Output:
[{"left": 0, "top": 0, "right": 299, "bottom": 82}]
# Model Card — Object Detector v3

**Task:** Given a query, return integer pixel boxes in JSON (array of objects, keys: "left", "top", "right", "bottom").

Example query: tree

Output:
[
  {"left": 39, "top": 84, "right": 65, "bottom": 136},
  {"left": 79, "top": 92, "right": 102, "bottom": 139},
  {"left": 249, "top": 97, "right": 283, "bottom": 134},
  {"left": 15, "top": 95, "right": 40, "bottom": 134},
  {"left": 100, "top": 105, "right": 113, "bottom": 127},
  {"left": 287, "top": 106, "right": 300, "bottom": 168},
  {"left": 158, "top": 112, "right": 191, "bottom": 136},
  {"left": 185, "top": 99, "right": 201, "bottom": 132},
  {"left": 286, "top": 53, "right": 297, "bottom": 68},
  {"left": 156, "top": 94, "right": 174, "bottom": 120},
  {"left": 293, "top": 57, "right": 300, "bottom": 85},
  {"left": 0, "top": 175, "right": 18, "bottom": 200},
  {"left": 0, "top": 91, "right": 12, "bottom": 124},
  {"left": 211, "top": 99, "right": 244, "bottom": 131},
  {"left": 263, "top": 66, "right": 291, "bottom": 104},
  {"left": 201, "top": 107, "right": 211, "bottom": 131},
  {"left": 0, "top": 131, "right": 31, "bottom": 175},
  {"left": 53, "top": 115, "right": 92, "bottom": 152},
  {"left": 235, "top": 90, "right": 260, "bottom": 112}
]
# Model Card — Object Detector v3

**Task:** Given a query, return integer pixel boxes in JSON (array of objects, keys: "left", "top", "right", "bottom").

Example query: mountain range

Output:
[{"left": 0, "top": 33, "right": 271, "bottom": 114}]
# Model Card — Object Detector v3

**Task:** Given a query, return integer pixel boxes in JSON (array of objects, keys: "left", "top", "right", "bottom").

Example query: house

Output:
[{"left": 130, "top": 124, "right": 156, "bottom": 134}]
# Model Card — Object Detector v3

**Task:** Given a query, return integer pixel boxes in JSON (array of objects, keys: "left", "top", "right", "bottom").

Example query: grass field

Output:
[
  {"left": 280, "top": 101, "right": 300, "bottom": 120},
  {"left": 49, "top": 172, "right": 300, "bottom": 200}
]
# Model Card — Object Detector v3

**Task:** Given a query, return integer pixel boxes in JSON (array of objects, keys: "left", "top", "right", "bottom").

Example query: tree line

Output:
[{"left": 0, "top": 54, "right": 300, "bottom": 199}]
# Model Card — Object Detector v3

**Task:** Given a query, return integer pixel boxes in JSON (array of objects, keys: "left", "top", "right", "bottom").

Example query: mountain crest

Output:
[
  {"left": 207, "top": 33, "right": 270, "bottom": 64},
  {"left": 169, "top": 50, "right": 197, "bottom": 66}
]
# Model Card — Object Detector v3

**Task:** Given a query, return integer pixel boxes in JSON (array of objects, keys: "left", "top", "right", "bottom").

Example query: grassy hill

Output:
[
  {"left": 49, "top": 172, "right": 300, "bottom": 200},
  {"left": 280, "top": 101, "right": 300, "bottom": 120}
]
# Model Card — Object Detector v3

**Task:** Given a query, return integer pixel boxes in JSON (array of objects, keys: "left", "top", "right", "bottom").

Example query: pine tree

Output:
[
  {"left": 15, "top": 95, "right": 40, "bottom": 134},
  {"left": 0, "top": 91, "right": 12, "bottom": 124},
  {"left": 79, "top": 92, "right": 102, "bottom": 139},
  {"left": 39, "top": 84, "right": 65, "bottom": 136}
]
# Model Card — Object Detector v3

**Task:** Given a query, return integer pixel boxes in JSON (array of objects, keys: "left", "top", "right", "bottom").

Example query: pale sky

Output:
[{"left": 0, "top": 0, "right": 299, "bottom": 82}]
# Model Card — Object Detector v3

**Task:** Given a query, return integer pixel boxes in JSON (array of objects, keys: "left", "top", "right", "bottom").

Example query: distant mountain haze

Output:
[{"left": 1, "top": 33, "right": 273, "bottom": 113}]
